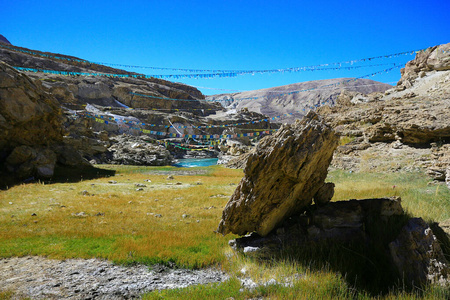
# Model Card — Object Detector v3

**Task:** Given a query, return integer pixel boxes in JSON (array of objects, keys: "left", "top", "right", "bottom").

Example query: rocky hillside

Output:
[
  {"left": 0, "top": 42, "right": 213, "bottom": 112},
  {"left": 223, "top": 43, "right": 450, "bottom": 187},
  {"left": 0, "top": 36, "right": 278, "bottom": 181},
  {"left": 207, "top": 78, "right": 392, "bottom": 123},
  {"left": 317, "top": 43, "right": 450, "bottom": 186},
  {"left": 0, "top": 61, "right": 87, "bottom": 184}
]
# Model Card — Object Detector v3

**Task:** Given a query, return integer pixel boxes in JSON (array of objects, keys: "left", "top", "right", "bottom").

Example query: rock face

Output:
[
  {"left": 397, "top": 44, "right": 450, "bottom": 91},
  {"left": 231, "top": 197, "right": 404, "bottom": 250},
  {"left": 0, "top": 61, "right": 65, "bottom": 179},
  {"left": 317, "top": 43, "right": 450, "bottom": 183},
  {"left": 217, "top": 111, "right": 338, "bottom": 236},
  {"left": 0, "top": 62, "right": 63, "bottom": 147},
  {"left": 0, "top": 43, "right": 214, "bottom": 113},
  {"left": 389, "top": 218, "right": 450, "bottom": 286}
]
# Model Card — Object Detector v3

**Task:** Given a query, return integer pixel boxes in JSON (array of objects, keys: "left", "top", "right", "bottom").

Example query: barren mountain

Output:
[
  {"left": 207, "top": 78, "right": 392, "bottom": 123},
  {"left": 0, "top": 36, "right": 278, "bottom": 185}
]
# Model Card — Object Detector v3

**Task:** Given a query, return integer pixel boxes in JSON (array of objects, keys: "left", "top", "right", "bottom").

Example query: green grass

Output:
[
  {"left": 329, "top": 170, "right": 450, "bottom": 222},
  {"left": 1, "top": 165, "right": 449, "bottom": 299},
  {"left": 143, "top": 275, "right": 357, "bottom": 300}
]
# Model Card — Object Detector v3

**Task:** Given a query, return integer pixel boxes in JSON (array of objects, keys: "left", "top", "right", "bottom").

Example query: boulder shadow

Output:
[
  {"left": 0, "top": 165, "right": 116, "bottom": 190},
  {"left": 229, "top": 198, "right": 444, "bottom": 296}
]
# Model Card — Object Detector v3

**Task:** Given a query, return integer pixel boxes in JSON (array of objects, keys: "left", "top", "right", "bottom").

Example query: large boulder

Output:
[
  {"left": 230, "top": 197, "right": 404, "bottom": 251},
  {"left": 5, "top": 145, "right": 57, "bottom": 178},
  {"left": 0, "top": 61, "right": 63, "bottom": 148},
  {"left": 0, "top": 61, "right": 64, "bottom": 179},
  {"left": 217, "top": 111, "right": 338, "bottom": 236},
  {"left": 389, "top": 218, "right": 449, "bottom": 286}
]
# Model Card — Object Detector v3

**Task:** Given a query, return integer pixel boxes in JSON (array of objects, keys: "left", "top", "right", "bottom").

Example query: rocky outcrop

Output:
[
  {"left": 0, "top": 62, "right": 63, "bottom": 147},
  {"left": 0, "top": 61, "right": 65, "bottom": 179},
  {"left": 217, "top": 111, "right": 338, "bottom": 236},
  {"left": 389, "top": 218, "right": 449, "bottom": 286},
  {"left": 397, "top": 44, "right": 450, "bottom": 91},
  {"left": 230, "top": 197, "right": 404, "bottom": 250},
  {"left": 0, "top": 43, "right": 219, "bottom": 114},
  {"left": 317, "top": 43, "right": 450, "bottom": 183},
  {"left": 5, "top": 145, "right": 57, "bottom": 178}
]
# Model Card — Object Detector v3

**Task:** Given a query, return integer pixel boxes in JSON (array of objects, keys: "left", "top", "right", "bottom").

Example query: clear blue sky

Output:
[{"left": 2, "top": 0, "right": 449, "bottom": 95}]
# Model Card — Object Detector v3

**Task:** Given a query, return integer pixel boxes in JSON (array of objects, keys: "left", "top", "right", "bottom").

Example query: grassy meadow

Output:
[{"left": 0, "top": 165, "right": 449, "bottom": 299}]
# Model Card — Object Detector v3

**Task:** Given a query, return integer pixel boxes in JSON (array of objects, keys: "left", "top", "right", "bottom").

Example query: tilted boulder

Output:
[{"left": 217, "top": 111, "right": 338, "bottom": 236}]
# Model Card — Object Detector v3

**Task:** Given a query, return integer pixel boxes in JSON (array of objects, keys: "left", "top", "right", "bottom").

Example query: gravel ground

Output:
[{"left": 0, "top": 256, "right": 229, "bottom": 299}]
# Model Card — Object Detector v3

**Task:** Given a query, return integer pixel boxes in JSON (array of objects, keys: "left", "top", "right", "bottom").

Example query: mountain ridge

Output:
[{"left": 207, "top": 78, "right": 392, "bottom": 123}]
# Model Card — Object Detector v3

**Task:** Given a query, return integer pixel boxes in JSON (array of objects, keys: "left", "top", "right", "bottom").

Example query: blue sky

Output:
[{"left": 1, "top": 0, "right": 449, "bottom": 95}]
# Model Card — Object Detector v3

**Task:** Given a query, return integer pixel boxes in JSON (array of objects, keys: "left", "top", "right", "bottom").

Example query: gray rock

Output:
[
  {"left": 446, "top": 168, "right": 450, "bottom": 189},
  {"left": 72, "top": 212, "right": 88, "bottom": 217},
  {"left": 0, "top": 257, "right": 228, "bottom": 299},
  {"left": 243, "top": 246, "right": 260, "bottom": 253},
  {"left": 230, "top": 197, "right": 404, "bottom": 251},
  {"left": 313, "top": 182, "right": 335, "bottom": 205},
  {"left": 389, "top": 217, "right": 450, "bottom": 286}
]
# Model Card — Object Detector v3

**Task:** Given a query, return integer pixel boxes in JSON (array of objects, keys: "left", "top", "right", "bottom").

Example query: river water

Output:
[{"left": 172, "top": 158, "right": 218, "bottom": 168}]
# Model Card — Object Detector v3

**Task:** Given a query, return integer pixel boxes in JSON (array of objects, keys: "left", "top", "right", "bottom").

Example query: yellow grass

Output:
[
  {"left": 0, "top": 165, "right": 242, "bottom": 267},
  {"left": 1, "top": 165, "right": 449, "bottom": 299}
]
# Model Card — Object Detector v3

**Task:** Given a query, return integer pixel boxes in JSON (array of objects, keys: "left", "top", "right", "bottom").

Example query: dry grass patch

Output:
[
  {"left": 0, "top": 165, "right": 241, "bottom": 267},
  {"left": 2, "top": 165, "right": 449, "bottom": 299}
]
